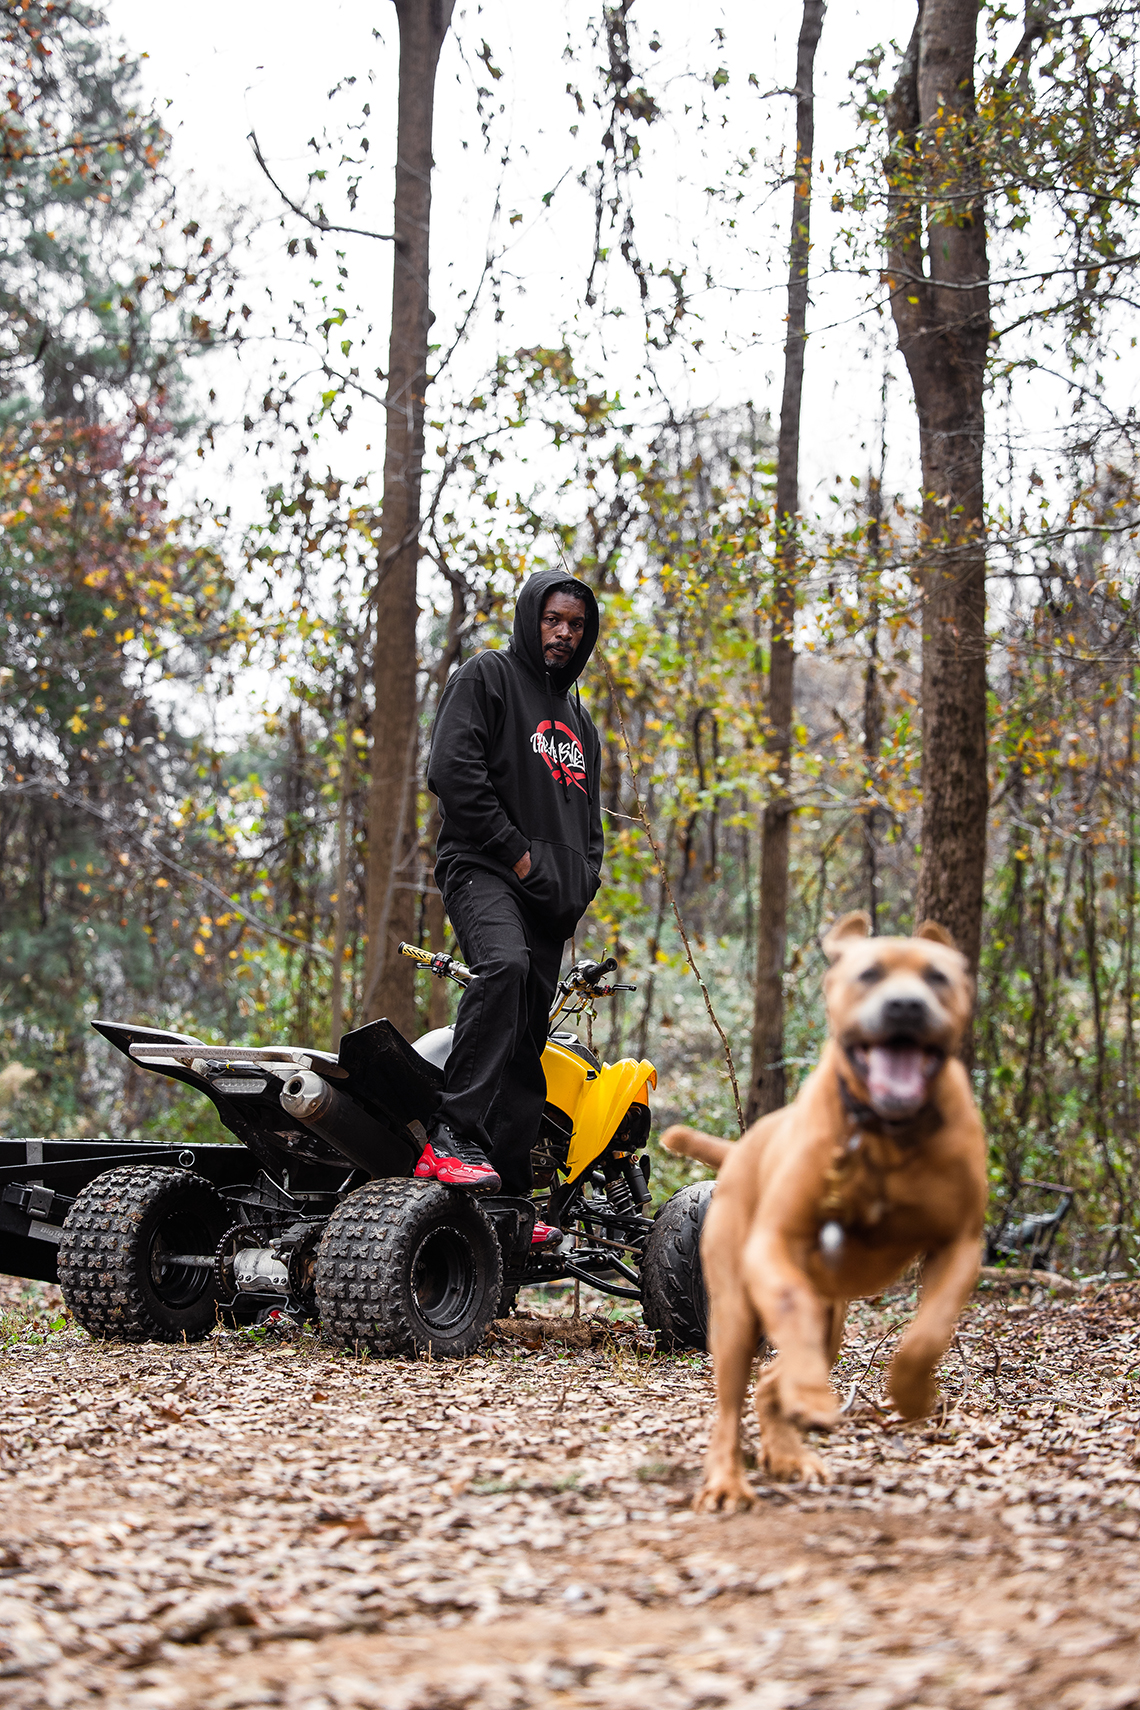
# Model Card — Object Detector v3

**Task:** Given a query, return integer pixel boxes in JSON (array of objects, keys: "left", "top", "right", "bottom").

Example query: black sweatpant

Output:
[{"left": 437, "top": 866, "right": 566, "bottom": 1196}]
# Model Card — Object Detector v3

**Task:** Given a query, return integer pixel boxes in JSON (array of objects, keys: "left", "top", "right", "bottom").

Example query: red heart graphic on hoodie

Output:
[{"left": 531, "top": 719, "right": 587, "bottom": 792}]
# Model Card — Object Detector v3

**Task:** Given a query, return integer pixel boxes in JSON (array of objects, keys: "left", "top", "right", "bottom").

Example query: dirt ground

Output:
[{"left": 2, "top": 1276, "right": 1139, "bottom": 1710}]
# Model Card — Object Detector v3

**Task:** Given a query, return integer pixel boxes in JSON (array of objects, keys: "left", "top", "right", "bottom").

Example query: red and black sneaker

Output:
[
  {"left": 531, "top": 1220, "right": 561, "bottom": 1247},
  {"left": 414, "top": 1123, "right": 501, "bottom": 1194}
]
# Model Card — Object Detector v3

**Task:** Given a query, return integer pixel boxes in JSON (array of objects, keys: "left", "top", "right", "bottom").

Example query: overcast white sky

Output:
[
  {"left": 99, "top": 0, "right": 1117, "bottom": 727},
  {"left": 104, "top": 2, "right": 925, "bottom": 515}
]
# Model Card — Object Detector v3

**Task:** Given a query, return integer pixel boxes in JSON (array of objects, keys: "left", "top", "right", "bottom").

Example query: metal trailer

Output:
[{"left": 1, "top": 1135, "right": 253, "bottom": 1286}]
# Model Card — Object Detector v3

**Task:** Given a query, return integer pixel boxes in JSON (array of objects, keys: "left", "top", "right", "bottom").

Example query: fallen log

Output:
[{"left": 975, "top": 1265, "right": 1086, "bottom": 1297}]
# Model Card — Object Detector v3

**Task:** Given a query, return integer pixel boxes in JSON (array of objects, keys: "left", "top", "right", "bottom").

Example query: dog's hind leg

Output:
[{"left": 695, "top": 1294, "right": 762, "bottom": 1513}]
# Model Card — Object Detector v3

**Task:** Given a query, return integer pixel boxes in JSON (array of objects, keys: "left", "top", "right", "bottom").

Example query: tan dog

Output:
[{"left": 661, "top": 912, "right": 987, "bottom": 1510}]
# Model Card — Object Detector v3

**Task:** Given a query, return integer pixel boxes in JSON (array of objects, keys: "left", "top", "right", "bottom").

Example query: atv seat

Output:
[{"left": 337, "top": 1018, "right": 444, "bottom": 1129}]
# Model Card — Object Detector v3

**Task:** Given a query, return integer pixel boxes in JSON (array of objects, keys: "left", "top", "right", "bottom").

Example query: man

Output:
[{"left": 419, "top": 570, "right": 603, "bottom": 1241}]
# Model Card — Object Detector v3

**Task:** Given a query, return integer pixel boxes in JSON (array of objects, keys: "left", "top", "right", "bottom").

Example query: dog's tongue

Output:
[{"left": 866, "top": 1045, "right": 928, "bottom": 1115}]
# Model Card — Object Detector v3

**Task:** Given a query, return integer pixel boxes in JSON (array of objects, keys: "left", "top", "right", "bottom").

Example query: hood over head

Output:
[{"left": 510, "top": 568, "right": 599, "bottom": 692}]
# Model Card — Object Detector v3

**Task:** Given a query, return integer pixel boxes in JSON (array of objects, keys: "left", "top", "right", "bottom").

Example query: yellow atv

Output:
[
  {"left": 12, "top": 952, "right": 708, "bottom": 1358},
  {"left": 399, "top": 942, "right": 708, "bottom": 1336}
]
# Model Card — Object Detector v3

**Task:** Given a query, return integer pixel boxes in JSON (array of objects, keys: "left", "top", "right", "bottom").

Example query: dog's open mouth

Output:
[{"left": 848, "top": 1040, "right": 944, "bottom": 1119}]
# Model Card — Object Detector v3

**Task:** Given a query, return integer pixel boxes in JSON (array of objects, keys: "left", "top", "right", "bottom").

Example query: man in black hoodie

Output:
[{"left": 418, "top": 570, "right": 603, "bottom": 1235}]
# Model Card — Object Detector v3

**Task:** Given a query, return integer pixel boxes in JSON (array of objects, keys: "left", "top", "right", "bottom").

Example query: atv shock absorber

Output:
[{"left": 604, "top": 1157, "right": 649, "bottom": 1219}]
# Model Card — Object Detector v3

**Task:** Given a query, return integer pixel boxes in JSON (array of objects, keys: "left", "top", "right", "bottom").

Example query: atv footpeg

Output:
[{"left": 480, "top": 1196, "right": 537, "bottom": 1265}]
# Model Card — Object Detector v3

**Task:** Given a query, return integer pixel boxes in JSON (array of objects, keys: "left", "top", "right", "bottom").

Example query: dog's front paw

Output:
[
  {"left": 778, "top": 1377, "right": 840, "bottom": 1430},
  {"left": 888, "top": 1358, "right": 937, "bottom": 1420},
  {"left": 760, "top": 1440, "right": 831, "bottom": 1484},
  {"left": 694, "top": 1466, "right": 756, "bottom": 1513}
]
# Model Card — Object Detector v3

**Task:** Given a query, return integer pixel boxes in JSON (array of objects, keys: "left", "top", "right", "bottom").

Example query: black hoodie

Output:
[{"left": 428, "top": 569, "right": 603, "bottom": 941}]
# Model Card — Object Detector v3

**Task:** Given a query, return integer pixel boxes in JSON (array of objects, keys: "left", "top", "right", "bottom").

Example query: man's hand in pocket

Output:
[{"left": 513, "top": 850, "right": 532, "bottom": 879}]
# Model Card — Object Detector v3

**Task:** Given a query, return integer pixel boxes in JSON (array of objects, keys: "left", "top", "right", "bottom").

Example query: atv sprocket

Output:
[{"left": 213, "top": 1221, "right": 274, "bottom": 1300}]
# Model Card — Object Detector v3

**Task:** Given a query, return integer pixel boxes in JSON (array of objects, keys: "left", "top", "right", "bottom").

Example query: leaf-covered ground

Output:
[{"left": 2, "top": 1276, "right": 1139, "bottom": 1710}]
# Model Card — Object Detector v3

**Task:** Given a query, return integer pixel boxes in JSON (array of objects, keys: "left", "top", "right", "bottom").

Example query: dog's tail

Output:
[{"left": 659, "top": 1124, "right": 734, "bottom": 1169}]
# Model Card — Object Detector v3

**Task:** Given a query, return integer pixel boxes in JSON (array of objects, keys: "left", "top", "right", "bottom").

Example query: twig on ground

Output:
[{"left": 846, "top": 1328, "right": 894, "bottom": 1406}]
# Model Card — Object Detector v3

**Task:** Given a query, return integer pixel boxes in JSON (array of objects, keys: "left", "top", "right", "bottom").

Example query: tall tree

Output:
[
  {"left": 362, "top": 0, "right": 455, "bottom": 1031},
  {"left": 0, "top": 0, "right": 209, "bottom": 424},
  {"left": 0, "top": 2, "right": 246, "bottom": 1122},
  {"left": 862, "top": 469, "right": 885, "bottom": 932},
  {"left": 884, "top": 0, "right": 990, "bottom": 972},
  {"left": 746, "top": 0, "right": 825, "bottom": 1123}
]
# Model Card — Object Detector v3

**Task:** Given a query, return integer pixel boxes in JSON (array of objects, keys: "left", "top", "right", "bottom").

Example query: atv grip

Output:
[{"left": 398, "top": 941, "right": 433, "bottom": 966}]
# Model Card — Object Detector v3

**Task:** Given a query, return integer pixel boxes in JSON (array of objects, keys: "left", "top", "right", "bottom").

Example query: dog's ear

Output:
[
  {"left": 915, "top": 920, "right": 956, "bottom": 948},
  {"left": 822, "top": 910, "right": 871, "bottom": 963}
]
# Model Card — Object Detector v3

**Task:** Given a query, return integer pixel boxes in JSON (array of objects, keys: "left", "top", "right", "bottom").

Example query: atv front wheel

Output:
[
  {"left": 640, "top": 1180, "right": 713, "bottom": 1351},
  {"left": 316, "top": 1179, "right": 502, "bottom": 1358},
  {"left": 58, "top": 1166, "right": 229, "bottom": 1343}
]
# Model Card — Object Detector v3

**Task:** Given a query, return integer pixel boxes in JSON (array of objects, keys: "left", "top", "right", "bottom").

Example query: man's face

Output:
[{"left": 540, "top": 591, "right": 587, "bottom": 671}]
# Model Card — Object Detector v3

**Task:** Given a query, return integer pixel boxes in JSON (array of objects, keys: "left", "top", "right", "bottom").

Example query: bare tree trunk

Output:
[
  {"left": 746, "top": 0, "right": 825, "bottom": 1123},
  {"left": 1124, "top": 659, "right": 1137, "bottom": 1201},
  {"left": 419, "top": 566, "right": 470, "bottom": 1030},
  {"left": 635, "top": 824, "right": 674, "bottom": 1063},
  {"left": 885, "top": 0, "right": 990, "bottom": 976},
  {"left": 331, "top": 652, "right": 366, "bottom": 1048},
  {"left": 331, "top": 748, "right": 353, "bottom": 1049},
  {"left": 363, "top": 0, "right": 455, "bottom": 1030},
  {"left": 863, "top": 471, "right": 883, "bottom": 932},
  {"left": 422, "top": 795, "right": 452, "bottom": 1030},
  {"left": 1083, "top": 839, "right": 1123, "bottom": 1264},
  {"left": 286, "top": 709, "right": 314, "bottom": 1043}
]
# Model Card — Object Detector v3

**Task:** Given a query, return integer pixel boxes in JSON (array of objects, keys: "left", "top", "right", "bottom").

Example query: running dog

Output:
[{"left": 661, "top": 911, "right": 987, "bottom": 1510}]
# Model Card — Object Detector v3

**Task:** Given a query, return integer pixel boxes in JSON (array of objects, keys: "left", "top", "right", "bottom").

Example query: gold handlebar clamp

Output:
[{"left": 397, "top": 942, "right": 474, "bottom": 987}]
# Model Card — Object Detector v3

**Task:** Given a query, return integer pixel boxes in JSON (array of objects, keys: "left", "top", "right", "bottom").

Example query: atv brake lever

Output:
[{"left": 577, "top": 956, "right": 620, "bottom": 986}]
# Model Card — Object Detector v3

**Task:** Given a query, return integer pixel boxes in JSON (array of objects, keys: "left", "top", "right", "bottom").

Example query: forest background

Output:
[{"left": 1, "top": 0, "right": 1137, "bottom": 1276}]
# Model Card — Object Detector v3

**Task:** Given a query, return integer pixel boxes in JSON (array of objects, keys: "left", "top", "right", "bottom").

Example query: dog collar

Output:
[{"left": 836, "top": 1070, "right": 935, "bottom": 1142}]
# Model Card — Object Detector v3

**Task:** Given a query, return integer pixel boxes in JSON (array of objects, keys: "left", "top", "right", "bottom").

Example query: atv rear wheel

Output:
[
  {"left": 315, "top": 1179, "right": 502, "bottom": 1358},
  {"left": 640, "top": 1180, "right": 713, "bottom": 1351},
  {"left": 58, "top": 1166, "right": 229, "bottom": 1343}
]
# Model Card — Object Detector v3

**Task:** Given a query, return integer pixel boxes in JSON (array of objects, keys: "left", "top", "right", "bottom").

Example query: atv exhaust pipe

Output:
[{"left": 280, "top": 1069, "right": 408, "bottom": 1176}]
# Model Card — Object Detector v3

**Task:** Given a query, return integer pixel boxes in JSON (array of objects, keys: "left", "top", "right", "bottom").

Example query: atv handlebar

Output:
[
  {"left": 397, "top": 942, "right": 475, "bottom": 987},
  {"left": 561, "top": 956, "right": 633, "bottom": 995},
  {"left": 398, "top": 944, "right": 636, "bottom": 1010}
]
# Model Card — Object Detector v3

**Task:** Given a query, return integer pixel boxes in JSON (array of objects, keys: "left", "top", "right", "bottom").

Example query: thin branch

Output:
[
  {"left": 248, "top": 129, "right": 394, "bottom": 244},
  {"left": 1, "top": 127, "right": 146, "bottom": 165},
  {"left": 994, "top": 8, "right": 1055, "bottom": 90}
]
